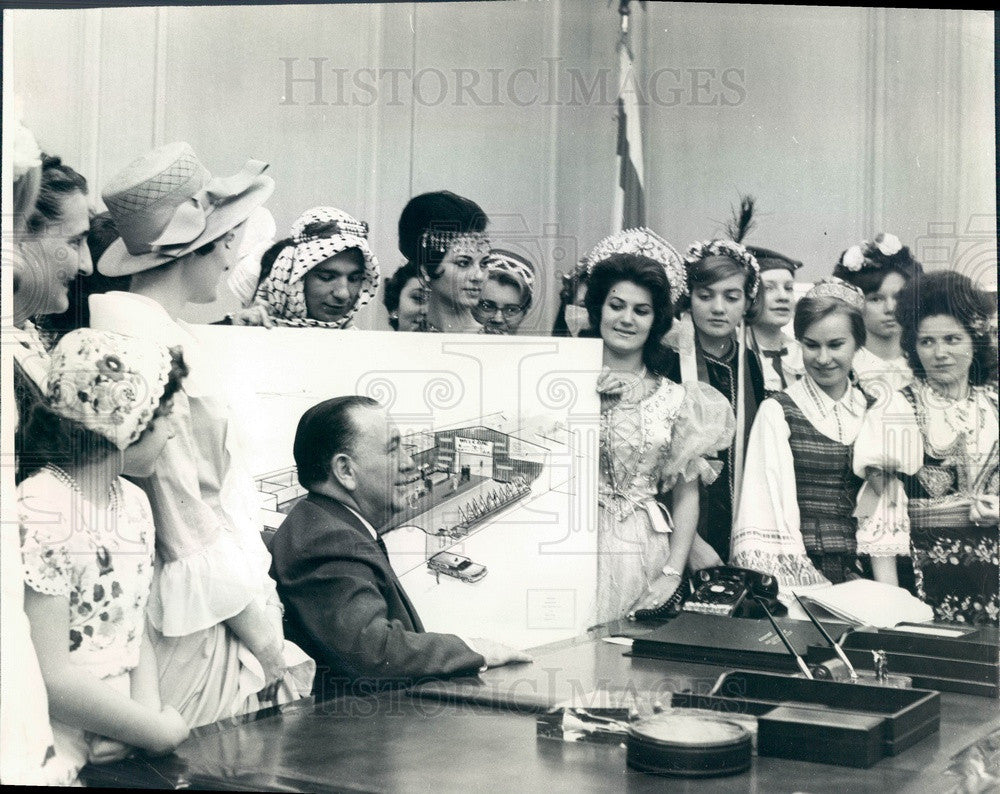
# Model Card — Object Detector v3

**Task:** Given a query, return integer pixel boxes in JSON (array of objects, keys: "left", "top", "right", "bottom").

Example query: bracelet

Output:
[{"left": 661, "top": 564, "right": 684, "bottom": 579}]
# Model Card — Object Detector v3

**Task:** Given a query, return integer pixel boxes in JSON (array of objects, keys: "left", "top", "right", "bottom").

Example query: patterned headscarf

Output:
[
  {"left": 46, "top": 328, "right": 173, "bottom": 450},
  {"left": 255, "top": 206, "right": 380, "bottom": 328}
]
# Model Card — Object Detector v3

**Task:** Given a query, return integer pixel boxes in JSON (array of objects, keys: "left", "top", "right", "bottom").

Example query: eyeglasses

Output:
[{"left": 476, "top": 300, "right": 525, "bottom": 319}]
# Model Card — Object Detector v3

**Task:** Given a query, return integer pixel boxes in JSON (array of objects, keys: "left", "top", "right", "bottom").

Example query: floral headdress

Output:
[
  {"left": 835, "top": 232, "right": 917, "bottom": 276},
  {"left": 580, "top": 227, "right": 687, "bottom": 306},
  {"left": 683, "top": 239, "right": 761, "bottom": 300},
  {"left": 805, "top": 278, "right": 866, "bottom": 311},
  {"left": 255, "top": 206, "right": 380, "bottom": 329},
  {"left": 46, "top": 329, "right": 173, "bottom": 450},
  {"left": 683, "top": 195, "right": 762, "bottom": 299}
]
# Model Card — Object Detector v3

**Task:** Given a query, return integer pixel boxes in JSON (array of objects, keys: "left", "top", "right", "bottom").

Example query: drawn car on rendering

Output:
[{"left": 427, "top": 551, "right": 488, "bottom": 583}]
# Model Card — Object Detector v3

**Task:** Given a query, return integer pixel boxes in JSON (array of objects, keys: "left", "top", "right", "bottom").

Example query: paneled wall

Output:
[{"left": 8, "top": 3, "right": 994, "bottom": 330}]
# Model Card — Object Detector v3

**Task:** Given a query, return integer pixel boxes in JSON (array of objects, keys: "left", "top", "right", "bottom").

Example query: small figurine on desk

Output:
[{"left": 872, "top": 650, "right": 888, "bottom": 683}]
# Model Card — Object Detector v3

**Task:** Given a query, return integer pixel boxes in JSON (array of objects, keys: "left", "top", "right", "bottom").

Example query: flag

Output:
[{"left": 613, "top": 2, "right": 645, "bottom": 232}]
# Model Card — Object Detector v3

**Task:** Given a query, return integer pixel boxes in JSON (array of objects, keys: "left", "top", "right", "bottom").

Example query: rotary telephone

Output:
[{"left": 632, "top": 566, "right": 784, "bottom": 622}]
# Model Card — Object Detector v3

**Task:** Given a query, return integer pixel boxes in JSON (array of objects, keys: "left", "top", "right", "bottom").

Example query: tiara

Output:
[
  {"left": 420, "top": 230, "right": 490, "bottom": 255},
  {"left": 805, "top": 278, "right": 866, "bottom": 311},
  {"left": 684, "top": 239, "right": 761, "bottom": 300},
  {"left": 581, "top": 227, "right": 688, "bottom": 305},
  {"left": 486, "top": 251, "right": 535, "bottom": 292}
]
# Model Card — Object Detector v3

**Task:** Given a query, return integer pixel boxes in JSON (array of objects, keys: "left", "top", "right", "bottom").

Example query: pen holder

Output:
[{"left": 803, "top": 658, "right": 913, "bottom": 688}]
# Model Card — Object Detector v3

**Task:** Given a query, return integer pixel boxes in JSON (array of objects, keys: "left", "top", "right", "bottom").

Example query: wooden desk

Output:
[{"left": 83, "top": 629, "right": 1000, "bottom": 792}]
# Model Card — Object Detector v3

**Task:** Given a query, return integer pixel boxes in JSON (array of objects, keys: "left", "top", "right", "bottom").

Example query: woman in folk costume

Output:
[
  {"left": 833, "top": 232, "right": 923, "bottom": 402},
  {"left": 397, "top": 190, "right": 491, "bottom": 333},
  {"left": 88, "top": 142, "right": 314, "bottom": 727},
  {"left": 659, "top": 198, "right": 767, "bottom": 567},
  {"left": 854, "top": 272, "right": 998, "bottom": 625},
  {"left": 746, "top": 246, "right": 805, "bottom": 396},
  {"left": 2, "top": 104, "right": 82, "bottom": 788},
  {"left": 585, "top": 230, "right": 734, "bottom": 622},
  {"left": 231, "top": 206, "right": 379, "bottom": 328},
  {"left": 19, "top": 330, "right": 191, "bottom": 779},
  {"left": 731, "top": 280, "right": 873, "bottom": 590}
]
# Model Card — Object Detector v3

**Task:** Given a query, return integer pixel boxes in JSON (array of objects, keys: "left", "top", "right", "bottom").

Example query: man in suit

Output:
[{"left": 270, "top": 396, "right": 530, "bottom": 697}]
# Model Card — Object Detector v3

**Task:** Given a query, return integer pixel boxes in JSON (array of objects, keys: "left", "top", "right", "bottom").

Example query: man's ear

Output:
[{"left": 330, "top": 453, "right": 356, "bottom": 491}]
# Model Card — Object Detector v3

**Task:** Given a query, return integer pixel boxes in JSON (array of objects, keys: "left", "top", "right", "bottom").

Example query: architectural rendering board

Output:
[{"left": 193, "top": 327, "right": 603, "bottom": 648}]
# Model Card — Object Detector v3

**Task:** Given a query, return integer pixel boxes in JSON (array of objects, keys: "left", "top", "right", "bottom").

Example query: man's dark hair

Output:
[{"left": 294, "top": 395, "right": 380, "bottom": 489}]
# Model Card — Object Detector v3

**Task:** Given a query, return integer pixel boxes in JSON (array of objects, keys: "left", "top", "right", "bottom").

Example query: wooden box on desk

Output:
[{"left": 670, "top": 670, "right": 940, "bottom": 768}]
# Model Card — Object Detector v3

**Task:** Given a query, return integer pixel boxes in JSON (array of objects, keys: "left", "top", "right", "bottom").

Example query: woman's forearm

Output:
[
  {"left": 224, "top": 599, "right": 281, "bottom": 658},
  {"left": 665, "top": 479, "right": 700, "bottom": 573}
]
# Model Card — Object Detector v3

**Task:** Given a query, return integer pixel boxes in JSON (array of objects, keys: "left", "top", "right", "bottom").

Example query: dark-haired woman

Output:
[
  {"left": 660, "top": 240, "right": 766, "bottom": 567},
  {"left": 19, "top": 329, "right": 191, "bottom": 778},
  {"left": 588, "top": 237, "right": 734, "bottom": 622},
  {"left": 855, "top": 272, "right": 998, "bottom": 625},
  {"left": 231, "top": 206, "right": 379, "bottom": 328},
  {"left": 833, "top": 232, "right": 923, "bottom": 401},
  {"left": 732, "top": 280, "right": 872, "bottom": 590},
  {"left": 383, "top": 261, "right": 429, "bottom": 331},
  {"left": 397, "top": 190, "right": 489, "bottom": 333}
]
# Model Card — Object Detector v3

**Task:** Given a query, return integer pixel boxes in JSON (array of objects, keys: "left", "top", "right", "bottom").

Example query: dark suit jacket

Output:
[{"left": 269, "top": 493, "right": 485, "bottom": 697}]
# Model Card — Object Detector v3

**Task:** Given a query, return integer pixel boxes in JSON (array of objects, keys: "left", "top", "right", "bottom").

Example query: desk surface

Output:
[{"left": 85, "top": 628, "right": 1000, "bottom": 793}]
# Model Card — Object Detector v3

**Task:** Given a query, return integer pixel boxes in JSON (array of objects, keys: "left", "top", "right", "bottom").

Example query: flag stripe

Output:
[{"left": 614, "top": 34, "right": 645, "bottom": 233}]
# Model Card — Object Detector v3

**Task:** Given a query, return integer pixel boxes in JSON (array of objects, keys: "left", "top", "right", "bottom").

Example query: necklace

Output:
[{"left": 44, "top": 464, "right": 123, "bottom": 515}]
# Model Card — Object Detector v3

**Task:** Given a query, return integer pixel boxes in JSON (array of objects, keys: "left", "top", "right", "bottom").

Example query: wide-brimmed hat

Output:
[{"left": 98, "top": 141, "right": 275, "bottom": 277}]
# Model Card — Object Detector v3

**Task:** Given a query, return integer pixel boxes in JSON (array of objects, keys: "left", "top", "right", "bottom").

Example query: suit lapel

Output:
[{"left": 306, "top": 494, "right": 425, "bottom": 631}]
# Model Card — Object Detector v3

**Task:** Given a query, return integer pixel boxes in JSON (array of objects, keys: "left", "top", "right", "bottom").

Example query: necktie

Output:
[
  {"left": 760, "top": 347, "right": 788, "bottom": 390},
  {"left": 374, "top": 533, "right": 390, "bottom": 560}
]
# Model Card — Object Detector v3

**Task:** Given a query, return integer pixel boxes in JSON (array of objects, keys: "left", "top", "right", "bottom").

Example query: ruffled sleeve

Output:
[
  {"left": 730, "top": 399, "right": 828, "bottom": 589},
  {"left": 853, "top": 389, "right": 923, "bottom": 558},
  {"left": 660, "top": 381, "right": 736, "bottom": 491},
  {"left": 142, "top": 390, "right": 264, "bottom": 637},
  {"left": 18, "top": 474, "right": 76, "bottom": 598}
]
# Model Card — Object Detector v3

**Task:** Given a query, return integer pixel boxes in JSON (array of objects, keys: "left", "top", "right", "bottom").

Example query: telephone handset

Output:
[{"left": 630, "top": 566, "right": 785, "bottom": 622}]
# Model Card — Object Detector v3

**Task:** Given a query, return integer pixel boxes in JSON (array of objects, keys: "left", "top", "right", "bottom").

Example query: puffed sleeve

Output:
[
  {"left": 18, "top": 475, "right": 77, "bottom": 598},
  {"left": 659, "top": 381, "right": 736, "bottom": 491},
  {"left": 853, "top": 389, "right": 923, "bottom": 557},
  {"left": 730, "top": 399, "right": 828, "bottom": 589},
  {"left": 143, "top": 390, "right": 263, "bottom": 637}
]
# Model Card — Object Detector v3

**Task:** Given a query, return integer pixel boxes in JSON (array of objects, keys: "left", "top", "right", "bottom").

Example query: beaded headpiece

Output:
[
  {"left": 46, "top": 328, "right": 173, "bottom": 450},
  {"left": 581, "top": 227, "right": 687, "bottom": 306},
  {"left": 420, "top": 229, "right": 490, "bottom": 257},
  {"left": 804, "top": 278, "right": 866, "bottom": 311}
]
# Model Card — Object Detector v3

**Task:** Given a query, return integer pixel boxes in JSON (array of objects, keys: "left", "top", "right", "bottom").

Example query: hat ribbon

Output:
[{"left": 149, "top": 159, "right": 269, "bottom": 251}]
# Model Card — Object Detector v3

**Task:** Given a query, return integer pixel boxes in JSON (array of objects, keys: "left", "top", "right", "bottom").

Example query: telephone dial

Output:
[{"left": 631, "top": 566, "right": 785, "bottom": 622}]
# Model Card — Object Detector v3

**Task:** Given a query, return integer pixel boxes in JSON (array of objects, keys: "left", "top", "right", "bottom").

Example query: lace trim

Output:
[{"left": 730, "top": 549, "right": 829, "bottom": 588}]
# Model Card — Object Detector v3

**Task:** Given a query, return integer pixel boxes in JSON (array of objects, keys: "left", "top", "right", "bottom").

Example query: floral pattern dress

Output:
[
  {"left": 855, "top": 382, "right": 999, "bottom": 625},
  {"left": 597, "top": 378, "right": 735, "bottom": 622},
  {"left": 18, "top": 467, "right": 156, "bottom": 776}
]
